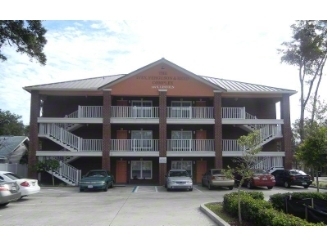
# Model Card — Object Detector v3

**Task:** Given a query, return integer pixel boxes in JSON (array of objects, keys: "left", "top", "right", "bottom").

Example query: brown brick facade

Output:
[
  {"left": 102, "top": 89, "right": 111, "bottom": 171},
  {"left": 214, "top": 91, "right": 223, "bottom": 169},
  {"left": 158, "top": 89, "right": 167, "bottom": 185},
  {"left": 28, "top": 91, "right": 40, "bottom": 179},
  {"left": 281, "top": 94, "right": 293, "bottom": 169}
]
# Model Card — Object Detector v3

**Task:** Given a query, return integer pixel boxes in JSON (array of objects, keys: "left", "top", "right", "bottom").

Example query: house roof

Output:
[
  {"left": 23, "top": 58, "right": 297, "bottom": 95},
  {"left": 0, "top": 136, "right": 29, "bottom": 159}
]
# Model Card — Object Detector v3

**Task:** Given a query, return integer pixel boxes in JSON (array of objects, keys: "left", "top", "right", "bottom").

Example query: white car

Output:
[
  {"left": 0, "top": 171, "right": 40, "bottom": 198},
  {"left": 165, "top": 169, "right": 193, "bottom": 191}
]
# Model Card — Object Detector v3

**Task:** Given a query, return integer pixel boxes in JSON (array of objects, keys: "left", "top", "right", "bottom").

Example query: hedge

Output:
[
  {"left": 269, "top": 192, "right": 327, "bottom": 211},
  {"left": 223, "top": 191, "right": 324, "bottom": 226}
]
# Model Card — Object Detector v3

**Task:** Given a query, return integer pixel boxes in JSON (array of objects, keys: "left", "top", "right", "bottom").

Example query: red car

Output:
[{"left": 235, "top": 169, "right": 276, "bottom": 189}]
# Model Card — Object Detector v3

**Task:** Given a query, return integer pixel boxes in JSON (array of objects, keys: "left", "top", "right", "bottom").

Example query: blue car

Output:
[{"left": 79, "top": 169, "right": 115, "bottom": 192}]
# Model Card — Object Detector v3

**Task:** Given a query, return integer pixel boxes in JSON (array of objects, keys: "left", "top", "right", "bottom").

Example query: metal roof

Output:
[
  {"left": 201, "top": 76, "right": 297, "bottom": 93},
  {"left": 23, "top": 58, "right": 296, "bottom": 95},
  {"left": 0, "top": 136, "right": 29, "bottom": 159}
]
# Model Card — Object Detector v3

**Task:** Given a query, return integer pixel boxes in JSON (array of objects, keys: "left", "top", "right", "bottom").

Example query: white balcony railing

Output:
[
  {"left": 81, "top": 139, "right": 103, "bottom": 151},
  {"left": 79, "top": 106, "right": 103, "bottom": 118},
  {"left": 222, "top": 107, "right": 246, "bottom": 119},
  {"left": 167, "top": 107, "right": 214, "bottom": 119},
  {"left": 222, "top": 139, "right": 243, "bottom": 151},
  {"left": 111, "top": 106, "right": 159, "bottom": 118},
  {"left": 110, "top": 139, "right": 159, "bottom": 151},
  {"left": 167, "top": 139, "right": 215, "bottom": 151}
]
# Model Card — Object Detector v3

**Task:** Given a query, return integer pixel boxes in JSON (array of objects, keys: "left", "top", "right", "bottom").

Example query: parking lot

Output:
[{"left": 0, "top": 184, "right": 325, "bottom": 226}]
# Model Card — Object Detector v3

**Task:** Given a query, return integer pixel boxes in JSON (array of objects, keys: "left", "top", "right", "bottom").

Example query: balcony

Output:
[
  {"left": 167, "top": 139, "right": 215, "bottom": 157},
  {"left": 110, "top": 139, "right": 159, "bottom": 157}
]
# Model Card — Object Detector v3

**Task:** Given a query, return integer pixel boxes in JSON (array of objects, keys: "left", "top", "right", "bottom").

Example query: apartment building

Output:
[{"left": 24, "top": 58, "right": 295, "bottom": 186}]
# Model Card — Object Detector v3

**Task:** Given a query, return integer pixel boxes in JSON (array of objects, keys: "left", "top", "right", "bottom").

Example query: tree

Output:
[
  {"left": 279, "top": 20, "right": 327, "bottom": 143},
  {"left": 34, "top": 159, "right": 60, "bottom": 186},
  {"left": 223, "top": 130, "right": 262, "bottom": 225},
  {"left": 0, "top": 109, "right": 25, "bottom": 135},
  {"left": 295, "top": 125, "right": 327, "bottom": 192},
  {"left": 0, "top": 20, "right": 47, "bottom": 65}
]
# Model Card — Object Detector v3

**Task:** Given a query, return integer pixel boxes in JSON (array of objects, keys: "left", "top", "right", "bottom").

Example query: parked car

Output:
[
  {"left": 268, "top": 166, "right": 284, "bottom": 174},
  {"left": 0, "top": 171, "right": 40, "bottom": 198},
  {"left": 79, "top": 169, "right": 115, "bottom": 192},
  {"left": 271, "top": 169, "right": 312, "bottom": 188},
  {"left": 202, "top": 169, "right": 234, "bottom": 190},
  {"left": 165, "top": 169, "right": 193, "bottom": 191},
  {"left": 234, "top": 169, "right": 276, "bottom": 189},
  {"left": 0, "top": 180, "right": 21, "bottom": 207}
]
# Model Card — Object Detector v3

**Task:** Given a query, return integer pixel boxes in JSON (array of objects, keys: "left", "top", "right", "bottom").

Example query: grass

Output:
[{"left": 205, "top": 202, "right": 253, "bottom": 226}]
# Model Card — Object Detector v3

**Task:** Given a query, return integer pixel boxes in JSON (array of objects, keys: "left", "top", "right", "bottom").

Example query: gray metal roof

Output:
[
  {"left": 24, "top": 74, "right": 124, "bottom": 91},
  {"left": 201, "top": 76, "right": 296, "bottom": 93},
  {"left": 0, "top": 136, "right": 29, "bottom": 158}
]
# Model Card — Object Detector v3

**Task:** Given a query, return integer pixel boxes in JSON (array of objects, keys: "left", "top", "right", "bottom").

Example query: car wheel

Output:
[
  {"left": 166, "top": 187, "right": 170, "bottom": 191},
  {"left": 189, "top": 188, "right": 193, "bottom": 191},
  {"left": 201, "top": 180, "right": 205, "bottom": 187},
  {"left": 228, "top": 186, "right": 234, "bottom": 190},
  {"left": 0, "top": 203, "right": 9, "bottom": 207},
  {"left": 267, "top": 186, "right": 273, "bottom": 190},
  {"left": 303, "top": 185, "right": 309, "bottom": 189},
  {"left": 109, "top": 182, "right": 113, "bottom": 188},
  {"left": 164, "top": 183, "right": 167, "bottom": 188},
  {"left": 79, "top": 188, "right": 83, "bottom": 192},
  {"left": 284, "top": 181, "right": 290, "bottom": 188},
  {"left": 208, "top": 183, "right": 212, "bottom": 190},
  {"left": 104, "top": 184, "right": 108, "bottom": 192},
  {"left": 247, "top": 182, "right": 253, "bottom": 189}
]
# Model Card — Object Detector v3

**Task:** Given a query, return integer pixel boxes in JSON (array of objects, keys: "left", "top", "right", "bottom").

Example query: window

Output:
[
  {"left": 131, "top": 130, "right": 153, "bottom": 151},
  {"left": 171, "top": 131, "right": 192, "bottom": 151},
  {"left": 171, "top": 161, "right": 192, "bottom": 176},
  {"left": 132, "top": 101, "right": 153, "bottom": 118},
  {"left": 131, "top": 161, "right": 152, "bottom": 179},
  {"left": 171, "top": 101, "right": 192, "bottom": 118}
]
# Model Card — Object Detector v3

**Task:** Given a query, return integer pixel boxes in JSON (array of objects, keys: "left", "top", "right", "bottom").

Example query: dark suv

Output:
[{"left": 271, "top": 169, "right": 312, "bottom": 188}]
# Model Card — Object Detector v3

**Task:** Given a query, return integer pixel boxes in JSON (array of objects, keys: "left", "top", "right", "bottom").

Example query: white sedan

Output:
[{"left": 0, "top": 171, "right": 40, "bottom": 198}]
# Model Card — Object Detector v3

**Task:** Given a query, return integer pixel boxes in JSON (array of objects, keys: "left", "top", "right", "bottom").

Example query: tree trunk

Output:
[
  {"left": 316, "top": 167, "right": 319, "bottom": 193},
  {"left": 237, "top": 180, "right": 243, "bottom": 225}
]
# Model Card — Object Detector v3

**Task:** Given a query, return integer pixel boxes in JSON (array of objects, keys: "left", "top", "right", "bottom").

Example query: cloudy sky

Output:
[{"left": 1, "top": 1, "right": 326, "bottom": 126}]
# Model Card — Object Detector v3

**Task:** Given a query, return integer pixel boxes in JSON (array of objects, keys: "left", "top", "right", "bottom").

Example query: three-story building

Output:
[{"left": 24, "top": 58, "right": 295, "bottom": 186}]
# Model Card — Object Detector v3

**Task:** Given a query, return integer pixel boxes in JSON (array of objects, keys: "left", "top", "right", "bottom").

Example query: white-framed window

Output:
[
  {"left": 131, "top": 130, "right": 153, "bottom": 151},
  {"left": 171, "top": 130, "right": 192, "bottom": 151},
  {"left": 171, "top": 160, "right": 192, "bottom": 176},
  {"left": 132, "top": 100, "right": 153, "bottom": 118},
  {"left": 131, "top": 161, "right": 152, "bottom": 179},
  {"left": 170, "top": 101, "right": 192, "bottom": 118}
]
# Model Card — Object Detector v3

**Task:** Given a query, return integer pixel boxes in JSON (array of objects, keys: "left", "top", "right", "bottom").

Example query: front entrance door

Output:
[
  {"left": 196, "top": 160, "right": 207, "bottom": 184},
  {"left": 196, "top": 130, "right": 207, "bottom": 151},
  {"left": 117, "top": 130, "right": 128, "bottom": 151},
  {"left": 116, "top": 160, "right": 127, "bottom": 183}
]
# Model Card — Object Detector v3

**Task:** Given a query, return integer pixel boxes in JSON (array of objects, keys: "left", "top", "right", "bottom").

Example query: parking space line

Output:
[
  {"left": 194, "top": 187, "right": 202, "bottom": 192},
  {"left": 155, "top": 186, "right": 158, "bottom": 192}
]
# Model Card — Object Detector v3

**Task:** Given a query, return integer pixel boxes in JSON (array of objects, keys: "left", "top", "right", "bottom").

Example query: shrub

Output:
[
  {"left": 223, "top": 191, "right": 324, "bottom": 226},
  {"left": 269, "top": 192, "right": 327, "bottom": 211}
]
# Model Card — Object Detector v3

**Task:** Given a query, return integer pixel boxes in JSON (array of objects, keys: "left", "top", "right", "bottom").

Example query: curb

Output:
[{"left": 200, "top": 202, "right": 230, "bottom": 226}]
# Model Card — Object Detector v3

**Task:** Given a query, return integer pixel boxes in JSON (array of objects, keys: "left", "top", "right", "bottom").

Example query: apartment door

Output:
[
  {"left": 196, "top": 160, "right": 207, "bottom": 184},
  {"left": 195, "top": 101, "right": 206, "bottom": 118},
  {"left": 196, "top": 130, "right": 207, "bottom": 151},
  {"left": 117, "top": 100, "right": 128, "bottom": 117},
  {"left": 116, "top": 160, "right": 127, "bottom": 183},
  {"left": 117, "top": 130, "right": 128, "bottom": 151}
]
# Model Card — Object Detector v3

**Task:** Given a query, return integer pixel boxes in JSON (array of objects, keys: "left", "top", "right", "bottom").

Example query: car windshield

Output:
[
  {"left": 212, "top": 170, "right": 222, "bottom": 175},
  {"left": 4, "top": 173, "right": 22, "bottom": 180},
  {"left": 169, "top": 171, "right": 189, "bottom": 177},
  {"left": 290, "top": 170, "right": 307, "bottom": 175},
  {"left": 85, "top": 171, "right": 106, "bottom": 177}
]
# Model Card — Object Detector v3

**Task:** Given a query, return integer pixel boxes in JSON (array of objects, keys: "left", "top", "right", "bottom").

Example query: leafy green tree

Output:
[
  {"left": 34, "top": 159, "right": 60, "bottom": 186},
  {"left": 223, "top": 130, "right": 262, "bottom": 225},
  {"left": 0, "top": 20, "right": 47, "bottom": 65},
  {"left": 279, "top": 20, "right": 327, "bottom": 142},
  {"left": 296, "top": 126, "right": 327, "bottom": 192},
  {"left": 0, "top": 109, "right": 25, "bottom": 135}
]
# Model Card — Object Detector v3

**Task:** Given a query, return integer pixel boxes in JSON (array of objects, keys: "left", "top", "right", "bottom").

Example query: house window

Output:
[
  {"left": 171, "top": 130, "right": 192, "bottom": 151},
  {"left": 131, "top": 130, "right": 153, "bottom": 151},
  {"left": 171, "top": 101, "right": 192, "bottom": 118},
  {"left": 171, "top": 160, "right": 192, "bottom": 176},
  {"left": 132, "top": 100, "right": 153, "bottom": 118},
  {"left": 131, "top": 161, "right": 152, "bottom": 179}
]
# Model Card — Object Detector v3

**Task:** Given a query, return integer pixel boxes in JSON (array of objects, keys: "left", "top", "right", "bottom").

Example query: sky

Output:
[
  {"left": 1, "top": 8, "right": 327, "bottom": 126},
  {"left": 1, "top": 0, "right": 327, "bottom": 243}
]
